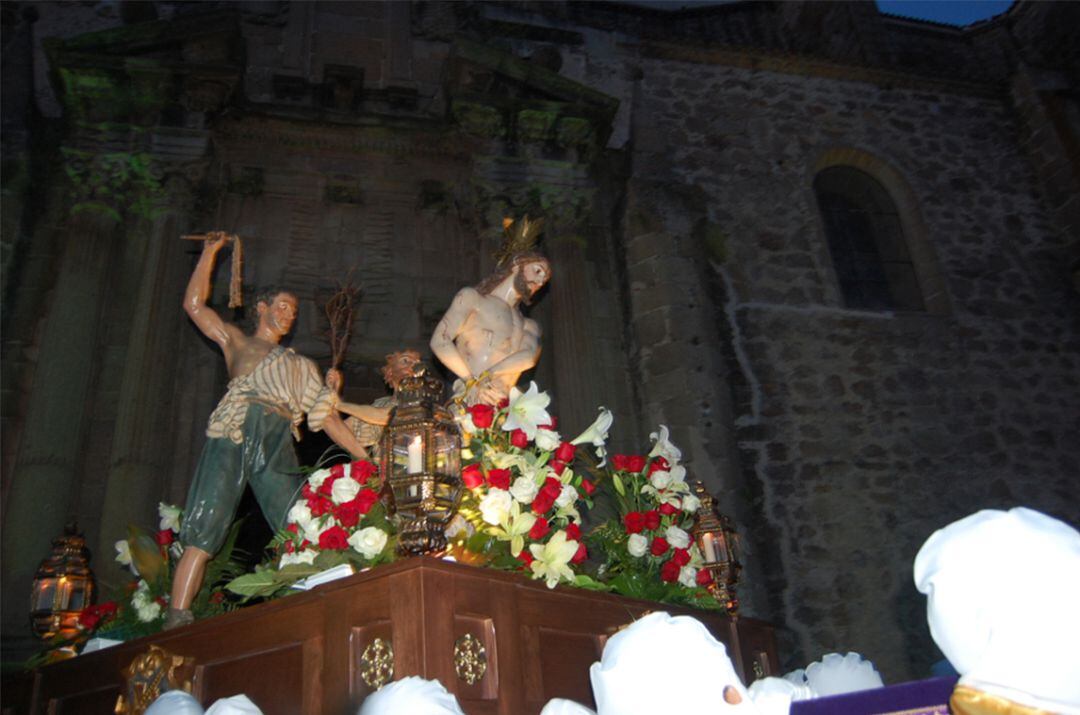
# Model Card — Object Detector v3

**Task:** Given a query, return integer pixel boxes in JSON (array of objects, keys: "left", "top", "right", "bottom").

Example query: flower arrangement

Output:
[
  {"left": 74, "top": 503, "right": 240, "bottom": 643},
  {"left": 453, "top": 382, "right": 611, "bottom": 589},
  {"left": 588, "top": 426, "right": 725, "bottom": 609},
  {"left": 225, "top": 459, "right": 396, "bottom": 599}
]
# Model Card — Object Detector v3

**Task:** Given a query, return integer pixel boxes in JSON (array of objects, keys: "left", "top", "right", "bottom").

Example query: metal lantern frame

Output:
[
  {"left": 379, "top": 364, "right": 463, "bottom": 555},
  {"left": 31, "top": 522, "right": 96, "bottom": 647},
  {"left": 690, "top": 481, "right": 742, "bottom": 615}
]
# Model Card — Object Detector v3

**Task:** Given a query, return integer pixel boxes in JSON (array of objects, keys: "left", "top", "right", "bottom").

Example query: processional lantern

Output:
[
  {"left": 380, "top": 364, "right": 463, "bottom": 555},
  {"left": 690, "top": 482, "right": 742, "bottom": 615},
  {"left": 31, "top": 522, "right": 96, "bottom": 648}
]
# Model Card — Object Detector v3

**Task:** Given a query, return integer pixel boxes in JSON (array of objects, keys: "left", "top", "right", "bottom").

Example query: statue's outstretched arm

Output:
[
  {"left": 321, "top": 411, "right": 370, "bottom": 461},
  {"left": 183, "top": 235, "right": 234, "bottom": 348},
  {"left": 430, "top": 288, "right": 479, "bottom": 381},
  {"left": 337, "top": 401, "right": 391, "bottom": 426}
]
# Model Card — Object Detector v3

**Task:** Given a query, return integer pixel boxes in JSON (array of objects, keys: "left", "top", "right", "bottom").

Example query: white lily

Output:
[
  {"left": 648, "top": 424, "right": 683, "bottom": 465},
  {"left": 114, "top": 539, "right": 138, "bottom": 575},
  {"left": 529, "top": 530, "right": 580, "bottom": 588},
  {"left": 499, "top": 501, "right": 538, "bottom": 557},
  {"left": 501, "top": 382, "right": 552, "bottom": 440},
  {"left": 570, "top": 407, "right": 614, "bottom": 466},
  {"left": 157, "top": 503, "right": 182, "bottom": 533}
]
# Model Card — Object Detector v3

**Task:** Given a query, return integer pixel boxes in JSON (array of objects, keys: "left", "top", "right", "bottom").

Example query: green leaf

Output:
[
  {"left": 127, "top": 525, "right": 163, "bottom": 585},
  {"left": 572, "top": 574, "right": 611, "bottom": 591}
]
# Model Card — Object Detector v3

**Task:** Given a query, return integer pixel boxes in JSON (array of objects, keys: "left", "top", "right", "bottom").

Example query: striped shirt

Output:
[{"left": 205, "top": 345, "right": 337, "bottom": 444}]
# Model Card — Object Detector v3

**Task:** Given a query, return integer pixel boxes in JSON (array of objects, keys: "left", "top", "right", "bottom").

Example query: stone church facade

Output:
[{"left": 3, "top": 0, "right": 1078, "bottom": 680}]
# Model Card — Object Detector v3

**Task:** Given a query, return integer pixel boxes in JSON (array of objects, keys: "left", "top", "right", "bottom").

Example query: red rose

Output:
[
  {"left": 511, "top": 429, "right": 529, "bottom": 448},
  {"left": 659, "top": 502, "right": 678, "bottom": 516},
  {"left": 469, "top": 404, "right": 495, "bottom": 429},
  {"left": 571, "top": 542, "right": 587, "bottom": 564},
  {"left": 286, "top": 523, "right": 299, "bottom": 535},
  {"left": 518, "top": 549, "right": 534, "bottom": 567},
  {"left": 555, "top": 441, "right": 576, "bottom": 462},
  {"left": 565, "top": 522, "right": 582, "bottom": 541},
  {"left": 528, "top": 517, "right": 550, "bottom": 540},
  {"left": 660, "top": 560, "right": 681, "bottom": 583},
  {"left": 623, "top": 511, "right": 645, "bottom": 534},
  {"left": 626, "top": 455, "right": 647, "bottom": 473},
  {"left": 77, "top": 601, "right": 117, "bottom": 630},
  {"left": 155, "top": 596, "right": 168, "bottom": 608},
  {"left": 318, "top": 473, "right": 340, "bottom": 497},
  {"left": 307, "top": 494, "right": 334, "bottom": 517},
  {"left": 644, "top": 510, "right": 661, "bottom": 531},
  {"left": 350, "top": 460, "right": 378, "bottom": 484},
  {"left": 335, "top": 501, "right": 361, "bottom": 528},
  {"left": 550, "top": 459, "right": 567, "bottom": 476},
  {"left": 696, "top": 569, "right": 714, "bottom": 586},
  {"left": 318, "top": 525, "right": 350, "bottom": 551},
  {"left": 155, "top": 529, "right": 174, "bottom": 546},
  {"left": 648, "top": 457, "right": 670, "bottom": 475},
  {"left": 611, "top": 454, "right": 628, "bottom": 471},
  {"left": 579, "top": 479, "right": 596, "bottom": 496},
  {"left": 487, "top": 468, "right": 511, "bottom": 491},
  {"left": 671, "top": 547, "right": 691, "bottom": 566},
  {"left": 352, "top": 488, "right": 380, "bottom": 515},
  {"left": 540, "top": 416, "right": 558, "bottom": 430},
  {"left": 284, "top": 540, "right": 295, "bottom": 554},
  {"left": 210, "top": 591, "right": 226, "bottom": 604},
  {"left": 497, "top": 397, "right": 510, "bottom": 410},
  {"left": 650, "top": 536, "right": 670, "bottom": 556},
  {"left": 532, "top": 492, "right": 556, "bottom": 514},
  {"left": 301, "top": 483, "right": 317, "bottom": 500},
  {"left": 462, "top": 463, "right": 484, "bottom": 489}
]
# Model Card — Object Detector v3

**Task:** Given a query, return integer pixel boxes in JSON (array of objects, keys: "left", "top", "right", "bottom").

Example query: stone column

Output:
[
  {"left": 94, "top": 188, "right": 192, "bottom": 585},
  {"left": 1, "top": 208, "right": 119, "bottom": 650}
]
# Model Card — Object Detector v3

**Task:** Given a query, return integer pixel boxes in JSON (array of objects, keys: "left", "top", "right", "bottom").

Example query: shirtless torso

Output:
[{"left": 430, "top": 259, "right": 548, "bottom": 405}]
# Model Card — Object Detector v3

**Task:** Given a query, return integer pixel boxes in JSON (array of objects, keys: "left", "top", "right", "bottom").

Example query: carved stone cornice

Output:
[
  {"left": 631, "top": 40, "right": 1003, "bottom": 99},
  {"left": 213, "top": 116, "right": 472, "bottom": 161}
]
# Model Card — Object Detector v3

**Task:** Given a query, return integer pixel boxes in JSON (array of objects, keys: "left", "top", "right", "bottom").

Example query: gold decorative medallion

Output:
[
  {"left": 359, "top": 638, "right": 394, "bottom": 690},
  {"left": 453, "top": 633, "right": 488, "bottom": 685},
  {"left": 114, "top": 645, "right": 196, "bottom": 714}
]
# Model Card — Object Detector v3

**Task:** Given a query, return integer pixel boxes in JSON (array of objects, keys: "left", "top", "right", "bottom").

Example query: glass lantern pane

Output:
[
  {"left": 67, "top": 585, "right": 88, "bottom": 611},
  {"left": 33, "top": 580, "right": 57, "bottom": 611},
  {"left": 394, "top": 433, "right": 425, "bottom": 476},
  {"left": 433, "top": 430, "right": 460, "bottom": 476}
]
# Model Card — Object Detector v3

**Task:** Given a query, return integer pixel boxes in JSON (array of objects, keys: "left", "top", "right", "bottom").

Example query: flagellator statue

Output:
[{"left": 167, "top": 232, "right": 368, "bottom": 628}]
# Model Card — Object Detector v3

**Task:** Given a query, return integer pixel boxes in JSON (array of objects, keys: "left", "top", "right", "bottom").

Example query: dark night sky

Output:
[{"left": 875, "top": 0, "right": 1014, "bottom": 26}]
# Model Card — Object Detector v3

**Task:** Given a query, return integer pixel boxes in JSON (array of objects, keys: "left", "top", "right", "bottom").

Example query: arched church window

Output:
[{"left": 814, "top": 166, "right": 925, "bottom": 312}]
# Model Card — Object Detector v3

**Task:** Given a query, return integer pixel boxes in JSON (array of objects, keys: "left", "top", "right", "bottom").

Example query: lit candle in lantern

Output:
[
  {"left": 701, "top": 533, "right": 718, "bottom": 563},
  {"left": 407, "top": 435, "right": 423, "bottom": 474}
]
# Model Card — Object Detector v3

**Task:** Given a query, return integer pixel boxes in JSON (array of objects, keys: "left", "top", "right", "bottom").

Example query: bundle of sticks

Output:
[{"left": 181, "top": 231, "right": 244, "bottom": 308}]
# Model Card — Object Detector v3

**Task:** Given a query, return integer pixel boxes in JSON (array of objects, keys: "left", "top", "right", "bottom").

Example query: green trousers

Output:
[{"left": 180, "top": 405, "right": 300, "bottom": 554}]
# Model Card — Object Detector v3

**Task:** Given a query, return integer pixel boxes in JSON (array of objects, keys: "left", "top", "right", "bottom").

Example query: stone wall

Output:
[{"left": 2, "top": 0, "right": 1078, "bottom": 682}]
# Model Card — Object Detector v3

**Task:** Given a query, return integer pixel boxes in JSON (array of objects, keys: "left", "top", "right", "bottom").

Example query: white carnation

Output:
[
  {"left": 308, "top": 467, "right": 332, "bottom": 489},
  {"left": 665, "top": 525, "right": 690, "bottom": 550},
  {"left": 534, "top": 429, "right": 561, "bottom": 451},
  {"left": 555, "top": 484, "right": 577, "bottom": 508},
  {"left": 678, "top": 565, "right": 698, "bottom": 588},
  {"left": 510, "top": 476, "right": 539, "bottom": 504},
  {"left": 479, "top": 489, "right": 512, "bottom": 526},
  {"left": 349, "top": 527, "right": 389, "bottom": 559},
  {"left": 331, "top": 476, "right": 360, "bottom": 504},
  {"left": 627, "top": 533, "right": 648, "bottom": 557},
  {"left": 279, "top": 549, "right": 317, "bottom": 568}
]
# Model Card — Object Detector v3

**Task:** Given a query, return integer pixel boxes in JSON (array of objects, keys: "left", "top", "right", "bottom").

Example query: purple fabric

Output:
[{"left": 791, "top": 676, "right": 958, "bottom": 715}]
